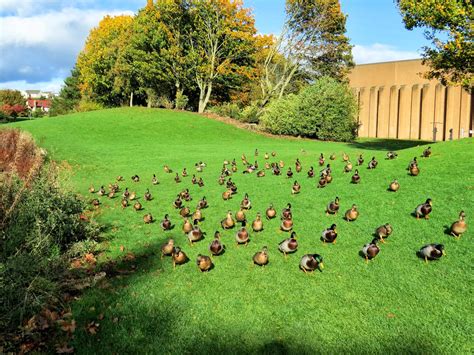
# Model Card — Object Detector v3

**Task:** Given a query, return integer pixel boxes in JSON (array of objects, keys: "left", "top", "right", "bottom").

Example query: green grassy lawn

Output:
[{"left": 7, "top": 108, "right": 474, "bottom": 354}]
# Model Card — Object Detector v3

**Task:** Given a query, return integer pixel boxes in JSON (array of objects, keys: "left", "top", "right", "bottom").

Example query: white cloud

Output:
[
  {"left": 352, "top": 43, "right": 420, "bottom": 64},
  {"left": 0, "top": 77, "right": 65, "bottom": 93}
]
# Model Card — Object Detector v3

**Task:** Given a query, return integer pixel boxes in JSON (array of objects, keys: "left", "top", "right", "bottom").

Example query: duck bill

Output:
[
  {"left": 442, "top": 250, "right": 446, "bottom": 256},
  {"left": 319, "top": 262, "right": 324, "bottom": 270}
]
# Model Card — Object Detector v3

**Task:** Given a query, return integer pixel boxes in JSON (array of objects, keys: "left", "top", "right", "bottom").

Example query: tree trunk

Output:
[
  {"left": 198, "top": 82, "right": 212, "bottom": 113},
  {"left": 129, "top": 92, "right": 134, "bottom": 107}
]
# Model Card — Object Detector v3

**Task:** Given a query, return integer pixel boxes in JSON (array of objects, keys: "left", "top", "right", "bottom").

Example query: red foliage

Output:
[{"left": 1, "top": 103, "right": 27, "bottom": 117}]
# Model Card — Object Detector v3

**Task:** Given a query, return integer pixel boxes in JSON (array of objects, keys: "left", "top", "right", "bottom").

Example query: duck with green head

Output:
[
  {"left": 415, "top": 198, "right": 432, "bottom": 219},
  {"left": 321, "top": 224, "right": 337, "bottom": 244},
  {"left": 418, "top": 244, "right": 445, "bottom": 263},
  {"left": 300, "top": 254, "right": 324, "bottom": 274},
  {"left": 278, "top": 232, "right": 298, "bottom": 257},
  {"left": 361, "top": 238, "right": 380, "bottom": 264}
]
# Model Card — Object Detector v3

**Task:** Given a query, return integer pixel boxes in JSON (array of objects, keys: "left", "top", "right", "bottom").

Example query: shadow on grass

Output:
[{"left": 350, "top": 139, "right": 432, "bottom": 151}]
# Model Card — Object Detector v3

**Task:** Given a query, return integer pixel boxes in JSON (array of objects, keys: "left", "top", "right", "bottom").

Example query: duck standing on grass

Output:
[
  {"left": 450, "top": 211, "right": 467, "bottom": 238},
  {"left": 307, "top": 166, "right": 315, "bottom": 178},
  {"left": 182, "top": 218, "right": 193, "bottom": 234},
  {"left": 415, "top": 198, "right": 432, "bottom": 219},
  {"left": 144, "top": 188, "right": 152, "bottom": 201},
  {"left": 345, "top": 204, "right": 359, "bottom": 221},
  {"left": 375, "top": 224, "right": 393, "bottom": 243},
  {"left": 351, "top": 169, "right": 361, "bottom": 184},
  {"left": 241, "top": 193, "right": 252, "bottom": 210},
  {"left": 319, "top": 154, "right": 325, "bottom": 166},
  {"left": 161, "top": 239, "right": 174, "bottom": 258},
  {"left": 188, "top": 220, "right": 204, "bottom": 245},
  {"left": 389, "top": 179, "right": 400, "bottom": 192},
  {"left": 292, "top": 181, "right": 301, "bottom": 194},
  {"left": 253, "top": 246, "right": 269, "bottom": 267},
  {"left": 172, "top": 247, "right": 188, "bottom": 269},
  {"left": 386, "top": 151, "right": 398, "bottom": 160},
  {"left": 418, "top": 244, "right": 445, "bottom": 263},
  {"left": 278, "top": 232, "right": 298, "bottom": 257},
  {"left": 143, "top": 213, "right": 153, "bottom": 224},
  {"left": 326, "top": 197, "right": 340, "bottom": 215},
  {"left": 235, "top": 221, "right": 250, "bottom": 246},
  {"left": 422, "top": 146, "right": 432, "bottom": 158},
  {"left": 360, "top": 238, "right": 380, "bottom": 263},
  {"left": 321, "top": 224, "right": 337, "bottom": 244},
  {"left": 252, "top": 212, "right": 264, "bottom": 232},
  {"left": 198, "top": 196, "right": 208, "bottom": 209},
  {"left": 197, "top": 254, "right": 213, "bottom": 272},
  {"left": 300, "top": 254, "right": 324, "bottom": 274},
  {"left": 357, "top": 154, "right": 364, "bottom": 166},
  {"left": 368, "top": 157, "right": 378, "bottom": 169},
  {"left": 266, "top": 204, "right": 276, "bottom": 220},
  {"left": 152, "top": 174, "right": 159, "bottom": 185},
  {"left": 221, "top": 210, "right": 235, "bottom": 229},
  {"left": 173, "top": 195, "right": 183, "bottom": 209},
  {"left": 209, "top": 231, "right": 224, "bottom": 256},
  {"left": 160, "top": 214, "right": 172, "bottom": 230}
]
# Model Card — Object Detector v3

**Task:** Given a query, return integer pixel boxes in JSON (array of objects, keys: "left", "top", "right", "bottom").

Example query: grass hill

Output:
[{"left": 7, "top": 108, "right": 473, "bottom": 353}]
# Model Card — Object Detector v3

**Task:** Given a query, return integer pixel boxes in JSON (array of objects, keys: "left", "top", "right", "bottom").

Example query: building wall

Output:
[{"left": 348, "top": 59, "right": 473, "bottom": 141}]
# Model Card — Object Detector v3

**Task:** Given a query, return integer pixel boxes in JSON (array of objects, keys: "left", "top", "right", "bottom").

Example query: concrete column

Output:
[
  {"left": 388, "top": 86, "right": 399, "bottom": 138},
  {"left": 458, "top": 88, "right": 471, "bottom": 139},
  {"left": 420, "top": 84, "right": 435, "bottom": 141},
  {"left": 398, "top": 85, "right": 411, "bottom": 139},
  {"left": 357, "top": 87, "right": 370, "bottom": 138},
  {"left": 410, "top": 84, "right": 421, "bottom": 139},
  {"left": 368, "top": 86, "right": 378, "bottom": 137},
  {"left": 434, "top": 84, "right": 446, "bottom": 141},
  {"left": 377, "top": 86, "right": 390, "bottom": 138},
  {"left": 445, "top": 86, "right": 462, "bottom": 140}
]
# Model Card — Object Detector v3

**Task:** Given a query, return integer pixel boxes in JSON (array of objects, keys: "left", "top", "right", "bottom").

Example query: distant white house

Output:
[{"left": 22, "top": 90, "right": 56, "bottom": 112}]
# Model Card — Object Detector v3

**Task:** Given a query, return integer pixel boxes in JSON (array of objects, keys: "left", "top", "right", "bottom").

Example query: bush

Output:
[
  {"left": 0, "top": 129, "right": 100, "bottom": 330},
  {"left": 75, "top": 99, "right": 104, "bottom": 113},
  {"left": 240, "top": 102, "right": 261, "bottom": 124},
  {"left": 207, "top": 102, "right": 242, "bottom": 120},
  {"left": 156, "top": 96, "right": 174, "bottom": 109},
  {"left": 175, "top": 91, "right": 189, "bottom": 110},
  {"left": 261, "top": 77, "right": 359, "bottom": 141}
]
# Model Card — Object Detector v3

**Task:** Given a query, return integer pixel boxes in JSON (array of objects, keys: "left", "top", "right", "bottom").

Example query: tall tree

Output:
[
  {"left": 397, "top": 0, "right": 473, "bottom": 89},
  {"left": 50, "top": 67, "right": 81, "bottom": 116},
  {"left": 76, "top": 15, "right": 134, "bottom": 106},
  {"left": 187, "top": 0, "right": 258, "bottom": 113}
]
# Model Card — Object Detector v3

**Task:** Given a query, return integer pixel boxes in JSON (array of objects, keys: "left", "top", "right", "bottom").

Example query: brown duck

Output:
[
  {"left": 292, "top": 181, "right": 301, "bottom": 194},
  {"left": 375, "top": 223, "right": 393, "bottom": 243},
  {"left": 326, "top": 197, "right": 340, "bottom": 215},
  {"left": 235, "top": 221, "right": 250, "bottom": 245},
  {"left": 188, "top": 219, "right": 203, "bottom": 245},
  {"left": 389, "top": 179, "right": 400, "bottom": 192},
  {"left": 173, "top": 195, "right": 183, "bottom": 209},
  {"left": 209, "top": 231, "right": 224, "bottom": 256},
  {"left": 252, "top": 212, "right": 264, "bottom": 232},
  {"left": 253, "top": 246, "right": 269, "bottom": 266},
  {"left": 143, "top": 213, "right": 153, "bottom": 224},
  {"left": 450, "top": 211, "right": 467, "bottom": 238},
  {"left": 221, "top": 211, "right": 235, "bottom": 229},
  {"left": 240, "top": 193, "right": 252, "bottom": 210},
  {"left": 172, "top": 247, "right": 188, "bottom": 268},
  {"left": 321, "top": 224, "right": 338, "bottom": 244},
  {"left": 235, "top": 208, "right": 246, "bottom": 223},
  {"left": 351, "top": 169, "right": 361, "bottom": 184},
  {"left": 180, "top": 206, "right": 191, "bottom": 218},
  {"left": 415, "top": 198, "right": 432, "bottom": 219},
  {"left": 278, "top": 232, "right": 298, "bottom": 257},
  {"left": 345, "top": 204, "right": 359, "bottom": 221},
  {"left": 266, "top": 204, "right": 276, "bottom": 220},
  {"left": 133, "top": 201, "right": 142, "bottom": 211},
  {"left": 160, "top": 214, "right": 172, "bottom": 230},
  {"left": 196, "top": 254, "right": 213, "bottom": 272},
  {"left": 361, "top": 238, "right": 380, "bottom": 263},
  {"left": 182, "top": 218, "right": 193, "bottom": 234},
  {"left": 161, "top": 239, "right": 175, "bottom": 258}
]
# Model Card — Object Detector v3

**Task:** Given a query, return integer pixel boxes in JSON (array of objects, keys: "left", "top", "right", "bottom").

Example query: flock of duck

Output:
[{"left": 88, "top": 146, "right": 467, "bottom": 274}]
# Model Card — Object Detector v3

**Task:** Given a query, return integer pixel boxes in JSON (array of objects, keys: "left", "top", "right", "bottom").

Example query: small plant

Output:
[
  {"left": 156, "top": 96, "right": 174, "bottom": 109},
  {"left": 75, "top": 99, "right": 104, "bottom": 113},
  {"left": 175, "top": 91, "right": 189, "bottom": 110}
]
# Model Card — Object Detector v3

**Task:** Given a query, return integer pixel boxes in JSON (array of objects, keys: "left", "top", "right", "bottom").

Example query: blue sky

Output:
[{"left": 0, "top": 0, "right": 425, "bottom": 92}]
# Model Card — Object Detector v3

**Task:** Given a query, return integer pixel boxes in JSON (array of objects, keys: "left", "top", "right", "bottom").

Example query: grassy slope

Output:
[{"left": 7, "top": 108, "right": 474, "bottom": 354}]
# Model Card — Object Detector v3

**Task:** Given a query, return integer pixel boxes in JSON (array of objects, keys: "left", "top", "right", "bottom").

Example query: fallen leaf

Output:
[
  {"left": 84, "top": 253, "right": 97, "bottom": 264},
  {"left": 70, "top": 259, "right": 82, "bottom": 269},
  {"left": 58, "top": 319, "right": 76, "bottom": 333},
  {"left": 56, "top": 343, "right": 74, "bottom": 354},
  {"left": 86, "top": 321, "right": 99, "bottom": 335},
  {"left": 119, "top": 245, "right": 125, "bottom": 252},
  {"left": 124, "top": 252, "right": 135, "bottom": 261},
  {"left": 98, "top": 313, "right": 105, "bottom": 320},
  {"left": 387, "top": 313, "right": 396, "bottom": 318}
]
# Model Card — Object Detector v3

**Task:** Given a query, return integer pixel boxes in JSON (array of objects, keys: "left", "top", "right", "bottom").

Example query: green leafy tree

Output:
[
  {"left": 0, "top": 89, "right": 25, "bottom": 106},
  {"left": 50, "top": 67, "right": 81, "bottom": 116},
  {"left": 397, "top": 0, "right": 473, "bottom": 89}
]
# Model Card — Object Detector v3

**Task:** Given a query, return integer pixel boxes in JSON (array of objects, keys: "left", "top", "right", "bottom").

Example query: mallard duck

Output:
[
  {"left": 97, "top": 186, "right": 105, "bottom": 196},
  {"left": 280, "top": 217, "right": 293, "bottom": 232},
  {"left": 326, "top": 197, "right": 340, "bottom": 215},
  {"left": 451, "top": 211, "right": 467, "bottom": 238},
  {"left": 195, "top": 163, "right": 203, "bottom": 173},
  {"left": 222, "top": 189, "right": 233, "bottom": 200},
  {"left": 161, "top": 239, "right": 174, "bottom": 258},
  {"left": 318, "top": 154, "right": 325, "bottom": 166},
  {"left": 317, "top": 176, "right": 327, "bottom": 188},
  {"left": 172, "top": 247, "right": 188, "bottom": 268},
  {"left": 345, "top": 204, "right": 359, "bottom": 221},
  {"left": 116, "top": 176, "right": 124, "bottom": 182},
  {"left": 415, "top": 198, "right": 432, "bottom": 219},
  {"left": 321, "top": 224, "right": 337, "bottom": 244},
  {"left": 196, "top": 254, "right": 213, "bottom": 272},
  {"left": 253, "top": 246, "right": 269, "bottom": 266},
  {"left": 292, "top": 181, "right": 301, "bottom": 194},
  {"left": 344, "top": 161, "right": 353, "bottom": 173},
  {"left": 180, "top": 206, "right": 191, "bottom": 218},
  {"left": 368, "top": 157, "right": 378, "bottom": 169},
  {"left": 235, "top": 221, "right": 249, "bottom": 245},
  {"left": 409, "top": 163, "right": 419, "bottom": 176},
  {"left": 152, "top": 174, "right": 159, "bottom": 185},
  {"left": 182, "top": 218, "right": 193, "bottom": 234},
  {"left": 322, "top": 164, "right": 332, "bottom": 176},
  {"left": 235, "top": 208, "right": 246, "bottom": 223},
  {"left": 164, "top": 165, "right": 172, "bottom": 174},
  {"left": 241, "top": 153, "right": 247, "bottom": 163},
  {"left": 422, "top": 146, "right": 432, "bottom": 158},
  {"left": 272, "top": 151, "right": 277, "bottom": 157},
  {"left": 198, "top": 196, "right": 208, "bottom": 209},
  {"left": 122, "top": 187, "right": 130, "bottom": 199},
  {"left": 342, "top": 153, "right": 349, "bottom": 162},
  {"left": 282, "top": 203, "right": 292, "bottom": 220},
  {"left": 325, "top": 173, "right": 333, "bottom": 184},
  {"left": 375, "top": 223, "right": 393, "bottom": 243},
  {"left": 286, "top": 167, "right": 294, "bottom": 179},
  {"left": 295, "top": 158, "right": 302, "bottom": 172},
  {"left": 272, "top": 164, "right": 281, "bottom": 176},
  {"left": 232, "top": 165, "right": 238, "bottom": 173},
  {"left": 408, "top": 157, "right": 417, "bottom": 170},
  {"left": 121, "top": 198, "right": 128, "bottom": 209},
  {"left": 240, "top": 193, "right": 252, "bottom": 210},
  {"left": 108, "top": 190, "right": 115, "bottom": 199},
  {"left": 182, "top": 189, "right": 192, "bottom": 201},
  {"left": 143, "top": 213, "right": 153, "bottom": 224},
  {"left": 173, "top": 195, "right": 183, "bottom": 209},
  {"left": 357, "top": 154, "right": 364, "bottom": 166},
  {"left": 255, "top": 148, "right": 259, "bottom": 156},
  {"left": 174, "top": 173, "right": 181, "bottom": 183},
  {"left": 330, "top": 153, "right": 336, "bottom": 160},
  {"left": 418, "top": 243, "right": 445, "bottom": 263},
  {"left": 131, "top": 175, "right": 140, "bottom": 183},
  {"left": 129, "top": 191, "right": 137, "bottom": 201},
  {"left": 218, "top": 176, "right": 225, "bottom": 185},
  {"left": 133, "top": 201, "right": 142, "bottom": 211},
  {"left": 279, "top": 160, "right": 285, "bottom": 168},
  {"left": 91, "top": 198, "right": 100, "bottom": 208},
  {"left": 221, "top": 210, "right": 235, "bottom": 229},
  {"left": 252, "top": 212, "right": 264, "bottom": 232},
  {"left": 198, "top": 178, "right": 204, "bottom": 187},
  {"left": 361, "top": 238, "right": 380, "bottom": 263},
  {"left": 264, "top": 152, "right": 269, "bottom": 160},
  {"left": 278, "top": 232, "right": 298, "bottom": 257},
  {"left": 254, "top": 160, "right": 259, "bottom": 169},
  {"left": 191, "top": 175, "right": 197, "bottom": 184},
  {"left": 181, "top": 168, "right": 188, "bottom": 177},
  {"left": 160, "top": 214, "right": 172, "bottom": 230},
  {"left": 266, "top": 204, "right": 276, "bottom": 219},
  {"left": 257, "top": 170, "right": 266, "bottom": 177},
  {"left": 386, "top": 151, "right": 398, "bottom": 160},
  {"left": 209, "top": 231, "right": 224, "bottom": 256},
  {"left": 89, "top": 185, "right": 95, "bottom": 193},
  {"left": 351, "top": 169, "right": 361, "bottom": 184},
  {"left": 389, "top": 179, "right": 400, "bottom": 192},
  {"left": 144, "top": 188, "right": 152, "bottom": 201},
  {"left": 307, "top": 166, "right": 315, "bottom": 178},
  {"left": 300, "top": 254, "right": 324, "bottom": 274},
  {"left": 188, "top": 219, "right": 203, "bottom": 245},
  {"left": 192, "top": 208, "right": 203, "bottom": 222},
  {"left": 264, "top": 162, "right": 271, "bottom": 169}
]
